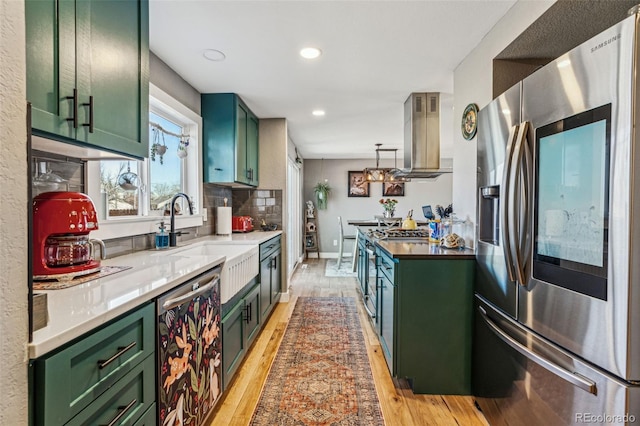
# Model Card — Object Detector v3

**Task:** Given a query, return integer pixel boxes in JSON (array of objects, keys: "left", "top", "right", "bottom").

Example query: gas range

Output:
[{"left": 367, "top": 227, "right": 430, "bottom": 240}]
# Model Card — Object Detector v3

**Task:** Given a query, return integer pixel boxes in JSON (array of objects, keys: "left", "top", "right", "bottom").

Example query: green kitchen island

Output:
[{"left": 373, "top": 239, "right": 475, "bottom": 395}]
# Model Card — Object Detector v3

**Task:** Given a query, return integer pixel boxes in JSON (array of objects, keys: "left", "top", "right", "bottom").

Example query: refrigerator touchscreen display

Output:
[{"left": 533, "top": 104, "right": 611, "bottom": 299}]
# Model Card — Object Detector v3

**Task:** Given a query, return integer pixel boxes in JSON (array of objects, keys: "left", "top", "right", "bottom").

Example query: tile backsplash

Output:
[
  {"left": 232, "top": 189, "right": 283, "bottom": 230},
  {"left": 104, "top": 183, "right": 233, "bottom": 258},
  {"left": 28, "top": 151, "right": 283, "bottom": 259},
  {"left": 104, "top": 186, "right": 283, "bottom": 258}
]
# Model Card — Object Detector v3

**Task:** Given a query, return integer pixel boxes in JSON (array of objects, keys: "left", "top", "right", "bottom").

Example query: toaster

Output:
[{"left": 232, "top": 216, "right": 254, "bottom": 232}]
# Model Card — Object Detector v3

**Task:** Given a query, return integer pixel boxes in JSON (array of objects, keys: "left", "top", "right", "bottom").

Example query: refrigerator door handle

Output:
[
  {"left": 511, "top": 122, "right": 531, "bottom": 287},
  {"left": 501, "top": 124, "right": 520, "bottom": 283},
  {"left": 479, "top": 306, "right": 597, "bottom": 395},
  {"left": 519, "top": 122, "right": 533, "bottom": 284}
]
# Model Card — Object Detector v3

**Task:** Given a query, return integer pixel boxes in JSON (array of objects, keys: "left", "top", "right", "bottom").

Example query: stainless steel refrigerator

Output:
[{"left": 474, "top": 10, "right": 640, "bottom": 424}]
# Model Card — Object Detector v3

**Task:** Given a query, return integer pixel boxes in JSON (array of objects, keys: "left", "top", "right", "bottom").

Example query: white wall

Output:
[
  {"left": 303, "top": 158, "right": 452, "bottom": 255},
  {"left": 0, "top": 0, "right": 29, "bottom": 423},
  {"left": 452, "top": 0, "right": 555, "bottom": 246}
]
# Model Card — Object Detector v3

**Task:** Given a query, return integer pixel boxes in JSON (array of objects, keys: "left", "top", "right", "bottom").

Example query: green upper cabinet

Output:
[
  {"left": 26, "top": 0, "right": 149, "bottom": 159},
  {"left": 246, "top": 113, "right": 259, "bottom": 186},
  {"left": 202, "top": 93, "right": 259, "bottom": 186}
]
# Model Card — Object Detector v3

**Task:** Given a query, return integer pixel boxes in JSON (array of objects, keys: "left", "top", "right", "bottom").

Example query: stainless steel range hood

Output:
[{"left": 391, "top": 92, "right": 452, "bottom": 179}]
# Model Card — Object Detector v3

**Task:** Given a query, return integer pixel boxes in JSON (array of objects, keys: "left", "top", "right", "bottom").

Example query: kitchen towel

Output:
[{"left": 216, "top": 207, "right": 232, "bottom": 235}]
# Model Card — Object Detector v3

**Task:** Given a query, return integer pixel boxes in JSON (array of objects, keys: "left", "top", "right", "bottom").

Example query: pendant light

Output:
[{"left": 363, "top": 144, "right": 410, "bottom": 182}]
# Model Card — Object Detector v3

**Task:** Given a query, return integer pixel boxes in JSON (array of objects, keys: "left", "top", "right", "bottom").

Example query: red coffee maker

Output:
[{"left": 33, "top": 192, "right": 106, "bottom": 281}]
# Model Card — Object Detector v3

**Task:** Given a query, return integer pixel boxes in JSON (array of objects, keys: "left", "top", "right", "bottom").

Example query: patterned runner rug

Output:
[{"left": 250, "top": 297, "right": 384, "bottom": 425}]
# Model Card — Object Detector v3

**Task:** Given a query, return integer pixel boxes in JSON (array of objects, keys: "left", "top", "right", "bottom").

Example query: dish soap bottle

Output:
[{"left": 155, "top": 221, "right": 169, "bottom": 249}]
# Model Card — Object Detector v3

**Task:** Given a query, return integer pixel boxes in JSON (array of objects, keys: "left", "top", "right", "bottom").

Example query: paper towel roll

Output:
[{"left": 216, "top": 207, "right": 232, "bottom": 235}]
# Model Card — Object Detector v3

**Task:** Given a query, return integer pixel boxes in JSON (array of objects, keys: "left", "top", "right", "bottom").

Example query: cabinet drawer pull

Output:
[
  {"left": 97, "top": 342, "right": 137, "bottom": 369},
  {"left": 82, "top": 95, "right": 94, "bottom": 133},
  {"left": 102, "top": 398, "right": 137, "bottom": 426},
  {"left": 65, "top": 88, "right": 78, "bottom": 128}
]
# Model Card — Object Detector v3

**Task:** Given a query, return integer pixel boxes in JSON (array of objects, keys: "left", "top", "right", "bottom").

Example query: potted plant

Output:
[
  {"left": 150, "top": 128, "right": 167, "bottom": 164},
  {"left": 313, "top": 182, "right": 331, "bottom": 210},
  {"left": 379, "top": 198, "right": 398, "bottom": 218}
]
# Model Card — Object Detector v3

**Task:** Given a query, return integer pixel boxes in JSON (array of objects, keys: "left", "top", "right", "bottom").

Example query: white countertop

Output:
[{"left": 29, "top": 230, "right": 282, "bottom": 358}]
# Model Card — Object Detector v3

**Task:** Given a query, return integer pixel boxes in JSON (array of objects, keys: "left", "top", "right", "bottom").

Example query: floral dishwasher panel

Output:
[{"left": 158, "top": 279, "right": 222, "bottom": 426}]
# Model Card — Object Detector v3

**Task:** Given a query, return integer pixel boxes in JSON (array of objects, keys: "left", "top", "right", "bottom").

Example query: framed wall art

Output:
[
  {"left": 348, "top": 171, "right": 370, "bottom": 197},
  {"left": 382, "top": 182, "right": 405, "bottom": 196}
]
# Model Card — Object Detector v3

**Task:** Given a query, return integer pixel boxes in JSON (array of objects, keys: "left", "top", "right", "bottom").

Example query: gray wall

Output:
[
  {"left": 452, "top": 1, "right": 553, "bottom": 248},
  {"left": 257, "top": 118, "right": 288, "bottom": 292},
  {"left": 150, "top": 52, "right": 201, "bottom": 115},
  {"left": 1, "top": 0, "right": 29, "bottom": 422},
  {"left": 259, "top": 118, "right": 287, "bottom": 190},
  {"left": 303, "top": 159, "right": 453, "bottom": 256}
]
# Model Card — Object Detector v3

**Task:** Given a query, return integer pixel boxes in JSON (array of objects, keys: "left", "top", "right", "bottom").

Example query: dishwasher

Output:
[{"left": 157, "top": 265, "right": 222, "bottom": 426}]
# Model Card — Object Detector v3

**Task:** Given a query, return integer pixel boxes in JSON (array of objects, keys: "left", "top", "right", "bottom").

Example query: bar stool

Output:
[{"left": 337, "top": 216, "right": 356, "bottom": 269}]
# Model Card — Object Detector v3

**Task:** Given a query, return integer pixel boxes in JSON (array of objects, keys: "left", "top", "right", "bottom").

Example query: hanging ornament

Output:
[{"left": 117, "top": 162, "right": 139, "bottom": 191}]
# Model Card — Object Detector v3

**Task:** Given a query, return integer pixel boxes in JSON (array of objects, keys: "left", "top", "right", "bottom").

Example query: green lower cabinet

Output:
[
  {"left": 30, "top": 303, "right": 156, "bottom": 426},
  {"left": 376, "top": 248, "right": 475, "bottom": 395},
  {"left": 245, "top": 284, "right": 261, "bottom": 346},
  {"left": 221, "top": 283, "right": 261, "bottom": 390},
  {"left": 259, "top": 236, "right": 281, "bottom": 323},
  {"left": 132, "top": 403, "right": 156, "bottom": 426},
  {"left": 378, "top": 270, "right": 395, "bottom": 373},
  {"left": 66, "top": 356, "right": 155, "bottom": 426}
]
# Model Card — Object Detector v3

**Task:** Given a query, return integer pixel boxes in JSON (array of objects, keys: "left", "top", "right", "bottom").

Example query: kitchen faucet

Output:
[{"left": 169, "top": 192, "right": 194, "bottom": 247}]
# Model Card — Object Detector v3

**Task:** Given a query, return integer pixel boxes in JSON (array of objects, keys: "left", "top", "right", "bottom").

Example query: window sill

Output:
[{"left": 91, "top": 214, "right": 205, "bottom": 241}]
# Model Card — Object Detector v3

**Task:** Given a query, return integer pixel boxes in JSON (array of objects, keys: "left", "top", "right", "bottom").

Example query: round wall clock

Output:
[{"left": 461, "top": 103, "right": 478, "bottom": 140}]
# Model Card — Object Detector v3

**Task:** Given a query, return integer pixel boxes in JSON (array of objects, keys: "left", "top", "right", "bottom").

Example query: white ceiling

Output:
[{"left": 149, "top": 0, "right": 516, "bottom": 160}]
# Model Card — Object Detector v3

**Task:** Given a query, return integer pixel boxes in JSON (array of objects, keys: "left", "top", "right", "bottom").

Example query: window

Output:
[
  {"left": 88, "top": 83, "right": 203, "bottom": 240},
  {"left": 100, "top": 160, "right": 141, "bottom": 217},
  {"left": 149, "top": 113, "right": 185, "bottom": 213}
]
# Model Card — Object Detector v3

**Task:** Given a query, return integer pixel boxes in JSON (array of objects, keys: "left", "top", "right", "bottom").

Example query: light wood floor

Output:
[{"left": 208, "top": 258, "right": 489, "bottom": 426}]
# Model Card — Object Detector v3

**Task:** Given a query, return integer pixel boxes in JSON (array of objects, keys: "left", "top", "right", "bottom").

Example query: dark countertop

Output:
[
  {"left": 353, "top": 224, "right": 474, "bottom": 260},
  {"left": 375, "top": 240, "right": 475, "bottom": 260},
  {"left": 347, "top": 219, "right": 429, "bottom": 226}
]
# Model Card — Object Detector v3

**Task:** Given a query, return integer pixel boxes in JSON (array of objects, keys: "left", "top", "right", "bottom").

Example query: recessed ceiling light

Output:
[
  {"left": 203, "top": 49, "right": 226, "bottom": 62},
  {"left": 300, "top": 47, "right": 322, "bottom": 59},
  {"left": 312, "top": 110, "right": 325, "bottom": 117}
]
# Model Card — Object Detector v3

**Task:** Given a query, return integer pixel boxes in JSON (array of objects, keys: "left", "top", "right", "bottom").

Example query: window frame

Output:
[{"left": 87, "top": 83, "right": 204, "bottom": 240}]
